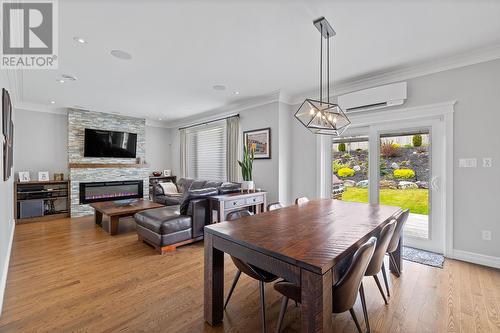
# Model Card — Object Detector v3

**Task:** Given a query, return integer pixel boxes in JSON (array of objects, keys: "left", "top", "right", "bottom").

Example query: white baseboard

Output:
[
  {"left": 0, "top": 221, "right": 15, "bottom": 316},
  {"left": 451, "top": 249, "right": 500, "bottom": 269}
]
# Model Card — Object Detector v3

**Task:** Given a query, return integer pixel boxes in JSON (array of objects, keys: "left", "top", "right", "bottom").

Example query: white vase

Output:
[{"left": 241, "top": 180, "right": 255, "bottom": 192}]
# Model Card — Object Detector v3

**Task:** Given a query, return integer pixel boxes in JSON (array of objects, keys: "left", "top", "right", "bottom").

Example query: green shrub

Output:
[
  {"left": 404, "top": 144, "right": 413, "bottom": 149},
  {"left": 394, "top": 168, "right": 416, "bottom": 179},
  {"left": 342, "top": 153, "right": 352, "bottom": 159},
  {"left": 338, "top": 142, "right": 346, "bottom": 152},
  {"left": 412, "top": 134, "right": 422, "bottom": 147},
  {"left": 338, "top": 167, "right": 355, "bottom": 178},
  {"left": 333, "top": 159, "right": 350, "bottom": 173}
]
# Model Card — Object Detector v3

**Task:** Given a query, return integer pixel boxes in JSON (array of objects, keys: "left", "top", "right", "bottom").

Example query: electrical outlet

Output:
[
  {"left": 483, "top": 158, "right": 493, "bottom": 168},
  {"left": 459, "top": 158, "right": 477, "bottom": 168},
  {"left": 482, "top": 230, "right": 492, "bottom": 241}
]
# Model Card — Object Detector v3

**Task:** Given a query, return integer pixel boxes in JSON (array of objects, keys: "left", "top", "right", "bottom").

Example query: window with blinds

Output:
[{"left": 185, "top": 121, "right": 227, "bottom": 181}]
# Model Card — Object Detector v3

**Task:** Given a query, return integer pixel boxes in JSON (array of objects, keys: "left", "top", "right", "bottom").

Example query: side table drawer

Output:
[
  {"left": 225, "top": 199, "right": 246, "bottom": 209},
  {"left": 246, "top": 196, "right": 263, "bottom": 205}
]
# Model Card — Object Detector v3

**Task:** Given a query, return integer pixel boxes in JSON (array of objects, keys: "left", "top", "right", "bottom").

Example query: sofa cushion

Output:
[
  {"left": 218, "top": 182, "right": 241, "bottom": 194},
  {"left": 179, "top": 187, "right": 219, "bottom": 215},
  {"left": 176, "top": 178, "right": 194, "bottom": 194},
  {"left": 189, "top": 180, "right": 207, "bottom": 190},
  {"left": 155, "top": 195, "right": 183, "bottom": 206},
  {"left": 205, "top": 180, "right": 223, "bottom": 189},
  {"left": 134, "top": 206, "right": 191, "bottom": 235}
]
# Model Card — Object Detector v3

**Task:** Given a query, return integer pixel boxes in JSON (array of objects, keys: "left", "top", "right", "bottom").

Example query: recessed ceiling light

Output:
[
  {"left": 50, "top": 100, "right": 56, "bottom": 104},
  {"left": 158, "top": 118, "right": 162, "bottom": 121},
  {"left": 212, "top": 85, "right": 226, "bottom": 91},
  {"left": 57, "top": 79, "right": 65, "bottom": 83},
  {"left": 110, "top": 49, "right": 132, "bottom": 60},
  {"left": 73, "top": 36, "right": 87, "bottom": 44},
  {"left": 233, "top": 91, "right": 240, "bottom": 95}
]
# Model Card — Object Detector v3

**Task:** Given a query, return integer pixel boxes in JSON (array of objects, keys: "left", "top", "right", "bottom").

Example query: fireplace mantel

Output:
[{"left": 69, "top": 163, "right": 149, "bottom": 169}]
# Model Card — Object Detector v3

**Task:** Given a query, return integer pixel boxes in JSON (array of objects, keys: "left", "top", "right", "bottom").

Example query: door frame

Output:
[{"left": 318, "top": 101, "right": 455, "bottom": 256}]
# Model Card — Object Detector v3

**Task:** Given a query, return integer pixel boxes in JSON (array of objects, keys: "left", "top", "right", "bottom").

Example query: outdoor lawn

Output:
[{"left": 341, "top": 187, "right": 429, "bottom": 215}]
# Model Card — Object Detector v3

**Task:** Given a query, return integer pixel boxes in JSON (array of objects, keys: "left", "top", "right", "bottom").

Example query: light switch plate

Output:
[
  {"left": 483, "top": 158, "right": 493, "bottom": 168},
  {"left": 459, "top": 158, "right": 477, "bottom": 168},
  {"left": 482, "top": 230, "right": 492, "bottom": 241}
]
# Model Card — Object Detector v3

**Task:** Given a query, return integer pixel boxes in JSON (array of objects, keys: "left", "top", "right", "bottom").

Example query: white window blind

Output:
[{"left": 185, "top": 121, "right": 227, "bottom": 181}]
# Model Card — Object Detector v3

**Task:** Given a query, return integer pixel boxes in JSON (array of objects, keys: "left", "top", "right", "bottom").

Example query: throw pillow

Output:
[{"left": 159, "top": 182, "right": 178, "bottom": 195}]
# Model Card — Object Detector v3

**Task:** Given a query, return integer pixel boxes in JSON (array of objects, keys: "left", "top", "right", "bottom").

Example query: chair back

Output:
[
  {"left": 295, "top": 197, "right": 309, "bottom": 205},
  {"left": 365, "top": 220, "right": 397, "bottom": 276},
  {"left": 387, "top": 209, "right": 410, "bottom": 253},
  {"left": 332, "top": 237, "right": 377, "bottom": 313},
  {"left": 226, "top": 210, "right": 253, "bottom": 221},
  {"left": 267, "top": 202, "right": 283, "bottom": 211}
]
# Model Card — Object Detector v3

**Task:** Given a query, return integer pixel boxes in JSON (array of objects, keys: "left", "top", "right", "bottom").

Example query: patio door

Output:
[{"left": 374, "top": 119, "right": 445, "bottom": 253}]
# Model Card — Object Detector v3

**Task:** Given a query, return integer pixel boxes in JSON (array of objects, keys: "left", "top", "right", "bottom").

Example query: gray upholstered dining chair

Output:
[
  {"left": 385, "top": 209, "right": 410, "bottom": 282},
  {"left": 273, "top": 237, "right": 377, "bottom": 333},
  {"left": 224, "top": 210, "right": 278, "bottom": 333},
  {"left": 267, "top": 202, "right": 283, "bottom": 211},
  {"left": 360, "top": 220, "right": 396, "bottom": 332},
  {"left": 294, "top": 197, "right": 309, "bottom": 205}
]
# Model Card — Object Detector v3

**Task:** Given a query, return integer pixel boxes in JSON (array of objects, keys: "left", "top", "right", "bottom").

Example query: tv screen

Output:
[{"left": 84, "top": 128, "right": 137, "bottom": 158}]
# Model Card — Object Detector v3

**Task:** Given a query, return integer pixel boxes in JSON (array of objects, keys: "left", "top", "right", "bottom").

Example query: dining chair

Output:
[
  {"left": 386, "top": 209, "right": 410, "bottom": 281},
  {"left": 224, "top": 210, "right": 278, "bottom": 333},
  {"left": 365, "top": 219, "right": 397, "bottom": 297},
  {"left": 267, "top": 202, "right": 283, "bottom": 211},
  {"left": 273, "top": 237, "right": 377, "bottom": 333},
  {"left": 294, "top": 197, "right": 309, "bottom": 205}
]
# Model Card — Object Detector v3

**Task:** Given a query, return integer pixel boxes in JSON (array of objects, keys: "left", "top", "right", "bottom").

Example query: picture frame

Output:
[
  {"left": 243, "top": 127, "right": 271, "bottom": 159},
  {"left": 38, "top": 171, "right": 50, "bottom": 182},
  {"left": 163, "top": 169, "right": 172, "bottom": 176},
  {"left": 18, "top": 171, "right": 30, "bottom": 182}
]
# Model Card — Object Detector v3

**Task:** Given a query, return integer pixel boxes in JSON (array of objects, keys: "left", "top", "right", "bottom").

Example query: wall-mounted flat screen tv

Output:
[{"left": 84, "top": 128, "right": 137, "bottom": 158}]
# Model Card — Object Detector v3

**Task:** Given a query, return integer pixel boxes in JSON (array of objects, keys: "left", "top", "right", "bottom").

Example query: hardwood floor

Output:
[{"left": 0, "top": 217, "right": 499, "bottom": 333}]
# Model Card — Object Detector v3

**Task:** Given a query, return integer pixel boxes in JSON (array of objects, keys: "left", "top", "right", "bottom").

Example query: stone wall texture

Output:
[{"left": 68, "top": 109, "right": 149, "bottom": 217}]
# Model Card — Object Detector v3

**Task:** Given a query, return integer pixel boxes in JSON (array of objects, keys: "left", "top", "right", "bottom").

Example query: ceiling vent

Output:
[{"left": 338, "top": 82, "right": 407, "bottom": 113}]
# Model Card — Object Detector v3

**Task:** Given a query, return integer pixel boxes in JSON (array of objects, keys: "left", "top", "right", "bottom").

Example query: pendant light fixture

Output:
[{"left": 295, "top": 17, "right": 350, "bottom": 136}]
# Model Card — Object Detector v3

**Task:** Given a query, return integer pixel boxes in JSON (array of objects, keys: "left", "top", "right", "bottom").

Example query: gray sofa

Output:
[{"left": 135, "top": 178, "right": 240, "bottom": 254}]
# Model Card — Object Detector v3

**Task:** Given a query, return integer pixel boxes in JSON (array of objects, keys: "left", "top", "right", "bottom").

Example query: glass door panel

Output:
[
  {"left": 332, "top": 136, "right": 369, "bottom": 202},
  {"left": 379, "top": 131, "right": 430, "bottom": 239}
]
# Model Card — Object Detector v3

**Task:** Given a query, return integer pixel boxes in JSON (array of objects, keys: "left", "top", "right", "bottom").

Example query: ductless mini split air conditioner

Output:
[{"left": 338, "top": 82, "right": 407, "bottom": 113}]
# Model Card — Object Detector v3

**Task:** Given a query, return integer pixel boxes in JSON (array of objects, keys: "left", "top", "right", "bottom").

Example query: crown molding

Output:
[
  {"left": 14, "top": 102, "right": 68, "bottom": 115},
  {"left": 289, "top": 43, "right": 500, "bottom": 105},
  {"left": 164, "top": 90, "right": 290, "bottom": 128}
]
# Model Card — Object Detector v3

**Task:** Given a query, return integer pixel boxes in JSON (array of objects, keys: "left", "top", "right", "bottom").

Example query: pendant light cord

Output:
[
  {"left": 319, "top": 23, "right": 323, "bottom": 104},
  {"left": 327, "top": 32, "right": 330, "bottom": 104}
]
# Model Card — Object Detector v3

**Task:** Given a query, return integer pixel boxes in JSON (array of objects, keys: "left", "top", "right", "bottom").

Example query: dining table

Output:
[{"left": 204, "top": 198, "right": 403, "bottom": 332}]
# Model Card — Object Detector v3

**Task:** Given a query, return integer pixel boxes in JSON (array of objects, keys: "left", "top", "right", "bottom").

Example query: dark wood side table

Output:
[
  {"left": 208, "top": 191, "right": 267, "bottom": 223},
  {"left": 90, "top": 199, "right": 164, "bottom": 235}
]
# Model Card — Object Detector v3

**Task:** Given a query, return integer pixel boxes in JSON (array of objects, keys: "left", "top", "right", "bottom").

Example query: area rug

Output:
[{"left": 402, "top": 246, "right": 444, "bottom": 268}]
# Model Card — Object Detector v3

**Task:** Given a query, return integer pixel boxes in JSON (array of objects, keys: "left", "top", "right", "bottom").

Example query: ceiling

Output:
[{"left": 18, "top": 0, "right": 500, "bottom": 122}]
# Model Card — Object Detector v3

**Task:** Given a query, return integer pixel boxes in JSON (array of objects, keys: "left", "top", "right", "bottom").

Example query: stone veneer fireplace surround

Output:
[{"left": 68, "top": 109, "right": 149, "bottom": 217}]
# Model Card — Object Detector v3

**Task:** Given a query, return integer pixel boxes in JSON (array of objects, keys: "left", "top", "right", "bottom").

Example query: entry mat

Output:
[{"left": 402, "top": 246, "right": 444, "bottom": 268}]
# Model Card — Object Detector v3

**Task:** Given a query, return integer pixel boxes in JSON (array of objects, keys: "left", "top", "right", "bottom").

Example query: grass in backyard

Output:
[{"left": 340, "top": 187, "right": 429, "bottom": 215}]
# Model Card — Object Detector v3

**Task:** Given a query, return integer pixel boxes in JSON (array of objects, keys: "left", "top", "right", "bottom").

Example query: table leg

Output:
[
  {"left": 256, "top": 203, "right": 261, "bottom": 214},
  {"left": 389, "top": 233, "right": 403, "bottom": 277},
  {"left": 109, "top": 216, "right": 119, "bottom": 235},
  {"left": 218, "top": 202, "right": 225, "bottom": 222},
  {"left": 95, "top": 210, "right": 103, "bottom": 226},
  {"left": 301, "top": 268, "right": 333, "bottom": 332},
  {"left": 204, "top": 233, "right": 224, "bottom": 326}
]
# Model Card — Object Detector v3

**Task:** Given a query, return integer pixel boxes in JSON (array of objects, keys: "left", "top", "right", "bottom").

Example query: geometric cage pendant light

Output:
[{"left": 295, "top": 17, "right": 350, "bottom": 136}]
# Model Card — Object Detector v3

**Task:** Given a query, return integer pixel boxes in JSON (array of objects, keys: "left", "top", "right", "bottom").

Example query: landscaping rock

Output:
[
  {"left": 379, "top": 180, "right": 398, "bottom": 189},
  {"left": 343, "top": 180, "right": 356, "bottom": 187},
  {"left": 398, "top": 181, "right": 418, "bottom": 189},
  {"left": 353, "top": 165, "right": 361, "bottom": 172},
  {"left": 416, "top": 181, "right": 428, "bottom": 189},
  {"left": 357, "top": 180, "right": 369, "bottom": 188},
  {"left": 391, "top": 162, "right": 399, "bottom": 169}
]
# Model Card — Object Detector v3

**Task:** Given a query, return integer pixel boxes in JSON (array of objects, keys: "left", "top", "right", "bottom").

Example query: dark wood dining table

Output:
[{"left": 204, "top": 199, "right": 403, "bottom": 332}]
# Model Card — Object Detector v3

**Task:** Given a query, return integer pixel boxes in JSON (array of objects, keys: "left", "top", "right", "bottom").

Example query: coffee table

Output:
[{"left": 90, "top": 199, "right": 164, "bottom": 235}]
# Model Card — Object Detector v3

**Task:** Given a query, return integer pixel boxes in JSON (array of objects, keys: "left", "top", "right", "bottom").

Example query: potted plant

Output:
[{"left": 238, "top": 145, "right": 255, "bottom": 191}]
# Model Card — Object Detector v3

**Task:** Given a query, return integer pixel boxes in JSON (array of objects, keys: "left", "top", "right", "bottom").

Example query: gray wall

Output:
[
  {"left": 403, "top": 59, "right": 500, "bottom": 257},
  {"left": 0, "top": 77, "right": 14, "bottom": 314},
  {"left": 145, "top": 125, "right": 172, "bottom": 172},
  {"left": 14, "top": 109, "right": 67, "bottom": 176}
]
